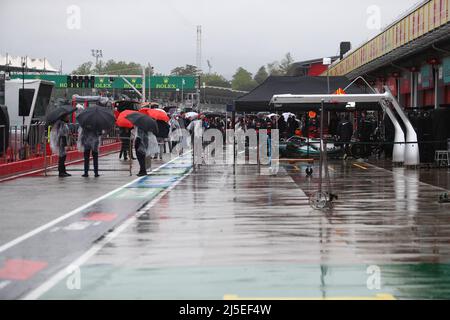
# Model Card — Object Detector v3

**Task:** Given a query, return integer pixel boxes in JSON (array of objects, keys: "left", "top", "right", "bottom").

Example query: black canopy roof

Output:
[{"left": 235, "top": 76, "right": 380, "bottom": 112}]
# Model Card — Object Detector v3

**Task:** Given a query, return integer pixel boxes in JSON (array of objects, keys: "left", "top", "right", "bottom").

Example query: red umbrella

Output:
[
  {"left": 116, "top": 110, "right": 137, "bottom": 128},
  {"left": 139, "top": 108, "right": 170, "bottom": 123}
]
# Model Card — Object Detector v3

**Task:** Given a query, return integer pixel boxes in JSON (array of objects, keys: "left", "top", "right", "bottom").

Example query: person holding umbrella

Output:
[
  {"left": 46, "top": 105, "right": 77, "bottom": 178},
  {"left": 79, "top": 127, "right": 101, "bottom": 177},
  {"left": 139, "top": 108, "right": 170, "bottom": 159},
  {"left": 77, "top": 106, "right": 116, "bottom": 178},
  {"left": 169, "top": 115, "right": 182, "bottom": 151},
  {"left": 135, "top": 127, "right": 150, "bottom": 176},
  {"left": 118, "top": 127, "right": 132, "bottom": 161},
  {"left": 125, "top": 113, "right": 159, "bottom": 176},
  {"left": 50, "top": 116, "right": 71, "bottom": 177},
  {"left": 116, "top": 110, "right": 137, "bottom": 161}
]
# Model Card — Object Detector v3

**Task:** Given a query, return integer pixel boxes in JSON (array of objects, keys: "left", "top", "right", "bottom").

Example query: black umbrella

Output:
[
  {"left": 126, "top": 113, "right": 158, "bottom": 134},
  {"left": 156, "top": 120, "right": 170, "bottom": 138},
  {"left": 115, "top": 100, "right": 139, "bottom": 113},
  {"left": 76, "top": 106, "right": 116, "bottom": 131},
  {"left": 46, "top": 105, "right": 76, "bottom": 125}
]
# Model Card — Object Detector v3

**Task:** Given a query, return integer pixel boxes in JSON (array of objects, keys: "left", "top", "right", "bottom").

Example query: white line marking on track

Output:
[
  {"left": 23, "top": 166, "right": 193, "bottom": 300},
  {"left": 0, "top": 281, "right": 11, "bottom": 290},
  {"left": 0, "top": 153, "right": 190, "bottom": 254}
]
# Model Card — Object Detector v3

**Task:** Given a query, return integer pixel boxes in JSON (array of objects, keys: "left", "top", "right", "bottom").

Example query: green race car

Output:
[{"left": 280, "top": 136, "right": 341, "bottom": 159}]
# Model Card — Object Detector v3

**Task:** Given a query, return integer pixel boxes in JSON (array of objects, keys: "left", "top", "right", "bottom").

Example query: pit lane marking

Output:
[
  {"left": 23, "top": 156, "right": 192, "bottom": 300},
  {"left": 0, "top": 153, "right": 190, "bottom": 254},
  {"left": 353, "top": 163, "right": 368, "bottom": 170}
]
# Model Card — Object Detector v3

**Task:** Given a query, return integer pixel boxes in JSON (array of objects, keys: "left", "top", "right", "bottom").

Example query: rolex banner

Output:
[{"left": 10, "top": 75, "right": 197, "bottom": 90}]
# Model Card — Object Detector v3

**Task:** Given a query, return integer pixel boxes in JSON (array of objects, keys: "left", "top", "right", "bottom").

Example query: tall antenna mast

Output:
[
  {"left": 196, "top": 25, "right": 202, "bottom": 111},
  {"left": 196, "top": 25, "right": 202, "bottom": 74}
]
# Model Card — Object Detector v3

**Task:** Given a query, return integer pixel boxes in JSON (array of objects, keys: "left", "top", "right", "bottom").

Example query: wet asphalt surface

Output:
[
  {"left": 0, "top": 153, "right": 189, "bottom": 299},
  {"left": 0, "top": 154, "right": 138, "bottom": 245},
  {"left": 25, "top": 159, "right": 450, "bottom": 300}
]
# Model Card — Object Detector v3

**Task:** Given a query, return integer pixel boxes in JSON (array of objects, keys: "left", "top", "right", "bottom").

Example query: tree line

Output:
[{"left": 72, "top": 52, "right": 295, "bottom": 92}]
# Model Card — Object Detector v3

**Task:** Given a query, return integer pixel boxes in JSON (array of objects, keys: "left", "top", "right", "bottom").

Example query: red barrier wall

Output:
[{"left": 0, "top": 142, "right": 121, "bottom": 179}]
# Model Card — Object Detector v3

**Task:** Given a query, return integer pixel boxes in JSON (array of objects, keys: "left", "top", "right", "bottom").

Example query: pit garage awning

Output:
[{"left": 235, "top": 76, "right": 380, "bottom": 112}]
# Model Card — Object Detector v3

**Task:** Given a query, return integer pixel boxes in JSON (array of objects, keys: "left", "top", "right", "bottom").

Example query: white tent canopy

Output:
[{"left": 0, "top": 54, "right": 58, "bottom": 73}]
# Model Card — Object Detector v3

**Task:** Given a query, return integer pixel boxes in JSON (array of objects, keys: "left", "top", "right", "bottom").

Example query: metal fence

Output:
[{"left": 0, "top": 123, "right": 121, "bottom": 165}]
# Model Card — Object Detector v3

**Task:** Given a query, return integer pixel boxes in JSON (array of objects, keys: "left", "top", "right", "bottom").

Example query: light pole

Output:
[
  {"left": 21, "top": 56, "right": 26, "bottom": 128},
  {"left": 181, "top": 78, "right": 185, "bottom": 105},
  {"left": 91, "top": 49, "right": 103, "bottom": 97},
  {"left": 91, "top": 49, "right": 103, "bottom": 68},
  {"left": 322, "top": 57, "right": 332, "bottom": 93},
  {"left": 323, "top": 57, "right": 332, "bottom": 126},
  {"left": 142, "top": 65, "right": 146, "bottom": 103},
  {"left": 148, "top": 63, "right": 154, "bottom": 103},
  {"left": 202, "top": 82, "right": 206, "bottom": 104}
]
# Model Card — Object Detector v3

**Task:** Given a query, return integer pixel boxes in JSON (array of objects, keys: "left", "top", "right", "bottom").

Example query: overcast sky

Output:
[{"left": 0, "top": 0, "right": 420, "bottom": 78}]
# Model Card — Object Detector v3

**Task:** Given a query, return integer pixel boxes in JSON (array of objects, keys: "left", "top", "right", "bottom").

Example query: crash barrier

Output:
[
  {"left": 0, "top": 125, "right": 7, "bottom": 162},
  {"left": 0, "top": 123, "right": 121, "bottom": 164},
  {"left": 0, "top": 123, "right": 127, "bottom": 178},
  {"left": 0, "top": 123, "right": 47, "bottom": 163},
  {"left": 0, "top": 141, "right": 122, "bottom": 179}
]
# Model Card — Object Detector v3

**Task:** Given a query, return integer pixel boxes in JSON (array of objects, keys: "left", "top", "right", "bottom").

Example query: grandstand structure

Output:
[{"left": 324, "top": 0, "right": 450, "bottom": 109}]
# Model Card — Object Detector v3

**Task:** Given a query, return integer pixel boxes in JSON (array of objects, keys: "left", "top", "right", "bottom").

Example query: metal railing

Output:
[
  {"left": 0, "top": 123, "right": 122, "bottom": 165},
  {"left": 0, "top": 124, "right": 47, "bottom": 163}
]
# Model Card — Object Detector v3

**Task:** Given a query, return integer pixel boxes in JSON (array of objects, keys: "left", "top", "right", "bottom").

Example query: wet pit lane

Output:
[
  {"left": 33, "top": 160, "right": 450, "bottom": 300},
  {"left": 0, "top": 153, "right": 193, "bottom": 299}
]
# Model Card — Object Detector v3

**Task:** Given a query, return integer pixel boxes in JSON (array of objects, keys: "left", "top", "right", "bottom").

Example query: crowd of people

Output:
[
  {"left": 232, "top": 114, "right": 303, "bottom": 139},
  {"left": 49, "top": 107, "right": 381, "bottom": 178}
]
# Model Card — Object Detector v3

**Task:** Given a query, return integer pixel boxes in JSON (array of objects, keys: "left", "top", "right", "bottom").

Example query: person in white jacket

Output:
[
  {"left": 187, "top": 115, "right": 204, "bottom": 164},
  {"left": 50, "top": 116, "right": 70, "bottom": 177}
]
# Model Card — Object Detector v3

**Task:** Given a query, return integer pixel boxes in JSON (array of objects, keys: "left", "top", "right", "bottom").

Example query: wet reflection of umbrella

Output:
[
  {"left": 46, "top": 105, "right": 76, "bottom": 125},
  {"left": 126, "top": 113, "right": 158, "bottom": 134},
  {"left": 139, "top": 108, "right": 170, "bottom": 122},
  {"left": 77, "top": 106, "right": 116, "bottom": 131},
  {"left": 116, "top": 110, "right": 137, "bottom": 128}
]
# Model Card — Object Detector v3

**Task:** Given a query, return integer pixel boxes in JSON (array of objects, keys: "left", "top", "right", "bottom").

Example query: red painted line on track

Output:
[
  {"left": 82, "top": 212, "right": 118, "bottom": 222},
  {"left": 0, "top": 259, "right": 48, "bottom": 281}
]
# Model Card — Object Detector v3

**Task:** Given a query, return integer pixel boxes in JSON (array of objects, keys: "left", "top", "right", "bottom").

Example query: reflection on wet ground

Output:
[
  {"left": 0, "top": 153, "right": 190, "bottom": 299},
  {"left": 371, "top": 160, "right": 450, "bottom": 190},
  {"left": 0, "top": 154, "right": 138, "bottom": 245},
  {"left": 40, "top": 161, "right": 450, "bottom": 300}
]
